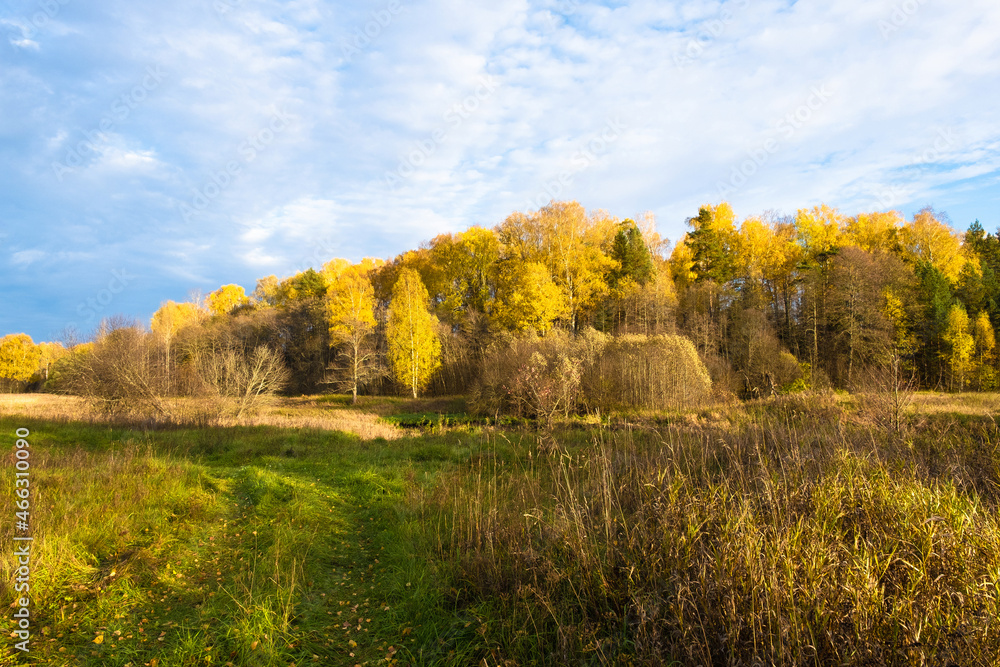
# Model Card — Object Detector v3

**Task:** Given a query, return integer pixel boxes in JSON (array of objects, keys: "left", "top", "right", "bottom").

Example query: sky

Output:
[{"left": 2, "top": 0, "right": 1000, "bottom": 342}]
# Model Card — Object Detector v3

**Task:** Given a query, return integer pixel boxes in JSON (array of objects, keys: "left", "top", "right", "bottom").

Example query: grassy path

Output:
[{"left": 0, "top": 416, "right": 478, "bottom": 666}]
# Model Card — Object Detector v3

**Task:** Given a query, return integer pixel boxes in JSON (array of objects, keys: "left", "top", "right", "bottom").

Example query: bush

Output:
[
  {"left": 471, "top": 330, "right": 712, "bottom": 420},
  {"left": 582, "top": 333, "right": 712, "bottom": 411},
  {"left": 470, "top": 329, "right": 599, "bottom": 425},
  {"left": 192, "top": 344, "right": 290, "bottom": 418},
  {"left": 57, "top": 319, "right": 169, "bottom": 417}
]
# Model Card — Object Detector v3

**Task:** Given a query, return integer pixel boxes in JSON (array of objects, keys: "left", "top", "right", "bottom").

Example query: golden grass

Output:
[
  {"left": 0, "top": 393, "right": 404, "bottom": 440},
  {"left": 420, "top": 395, "right": 1000, "bottom": 665},
  {"left": 911, "top": 391, "right": 1000, "bottom": 416}
]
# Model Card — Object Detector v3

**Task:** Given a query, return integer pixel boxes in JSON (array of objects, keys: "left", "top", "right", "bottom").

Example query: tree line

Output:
[{"left": 2, "top": 199, "right": 997, "bottom": 414}]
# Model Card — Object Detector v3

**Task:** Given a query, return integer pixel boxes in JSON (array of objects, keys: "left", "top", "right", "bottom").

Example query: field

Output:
[{"left": 2, "top": 392, "right": 1000, "bottom": 666}]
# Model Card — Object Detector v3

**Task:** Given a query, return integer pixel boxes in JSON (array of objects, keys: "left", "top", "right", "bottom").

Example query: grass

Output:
[
  {"left": 0, "top": 404, "right": 474, "bottom": 666},
  {"left": 2, "top": 393, "right": 1000, "bottom": 665}
]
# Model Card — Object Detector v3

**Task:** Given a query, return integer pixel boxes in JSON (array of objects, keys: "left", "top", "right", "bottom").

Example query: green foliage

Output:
[
  {"left": 609, "top": 218, "right": 654, "bottom": 288},
  {"left": 686, "top": 203, "right": 737, "bottom": 283}
]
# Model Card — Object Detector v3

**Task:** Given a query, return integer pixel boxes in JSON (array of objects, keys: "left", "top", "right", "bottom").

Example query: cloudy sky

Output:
[{"left": 2, "top": 0, "right": 1000, "bottom": 341}]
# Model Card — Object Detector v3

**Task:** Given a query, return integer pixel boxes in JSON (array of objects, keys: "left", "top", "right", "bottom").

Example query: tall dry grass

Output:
[{"left": 420, "top": 395, "right": 1000, "bottom": 665}]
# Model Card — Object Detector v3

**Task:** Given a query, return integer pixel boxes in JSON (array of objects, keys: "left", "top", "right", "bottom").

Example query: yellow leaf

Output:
[
  {"left": 93, "top": 635, "right": 104, "bottom": 644},
  {"left": 250, "top": 640, "right": 259, "bottom": 650}
]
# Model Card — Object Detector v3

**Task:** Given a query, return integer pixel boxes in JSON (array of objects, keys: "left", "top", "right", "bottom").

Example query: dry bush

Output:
[
  {"left": 57, "top": 318, "right": 169, "bottom": 417},
  {"left": 470, "top": 329, "right": 602, "bottom": 423},
  {"left": 582, "top": 333, "right": 713, "bottom": 411},
  {"left": 193, "top": 344, "right": 290, "bottom": 419},
  {"left": 852, "top": 356, "right": 918, "bottom": 434}
]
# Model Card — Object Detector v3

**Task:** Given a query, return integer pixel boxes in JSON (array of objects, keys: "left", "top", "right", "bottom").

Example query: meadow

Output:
[{"left": 1, "top": 392, "right": 999, "bottom": 666}]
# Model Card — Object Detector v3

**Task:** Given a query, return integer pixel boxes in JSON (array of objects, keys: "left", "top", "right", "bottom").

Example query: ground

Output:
[{"left": 1, "top": 391, "right": 999, "bottom": 665}]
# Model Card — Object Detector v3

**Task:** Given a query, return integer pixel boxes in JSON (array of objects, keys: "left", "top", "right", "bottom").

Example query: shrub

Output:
[
  {"left": 192, "top": 344, "right": 290, "bottom": 418},
  {"left": 581, "top": 333, "right": 712, "bottom": 411},
  {"left": 57, "top": 318, "right": 169, "bottom": 417},
  {"left": 472, "top": 330, "right": 712, "bottom": 420},
  {"left": 470, "top": 329, "right": 597, "bottom": 425}
]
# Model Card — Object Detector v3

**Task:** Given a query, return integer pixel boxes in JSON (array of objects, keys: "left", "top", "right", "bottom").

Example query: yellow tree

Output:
[
  {"left": 327, "top": 259, "right": 381, "bottom": 404},
  {"left": 35, "top": 341, "right": 69, "bottom": 382},
  {"left": 151, "top": 301, "right": 204, "bottom": 339},
  {"left": 496, "top": 201, "right": 615, "bottom": 329},
  {"left": 795, "top": 203, "right": 845, "bottom": 259},
  {"left": 942, "top": 303, "right": 974, "bottom": 390},
  {"left": 843, "top": 210, "right": 904, "bottom": 253},
  {"left": 491, "top": 261, "right": 567, "bottom": 334},
  {"left": 668, "top": 235, "right": 697, "bottom": 289},
  {"left": 973, "top": 310, "right": 996, "bottom": 389},
  {"left": 207, "top": 284, "right": 249, "bottom": 316},
  {"left": 252, "top": 275, "right": 281, "bottom": 306},
  {"left": 900, "top": 207, "right": 966, "bottom": 282},
  {"left": 152, "top": 300, "right": 206, "bottom": 386},
  {"left": 387, "top": 268, "right": 441, "bottom": 398},
  {"left": 0, "top": 334, "right": 43, "bottom": 388}
]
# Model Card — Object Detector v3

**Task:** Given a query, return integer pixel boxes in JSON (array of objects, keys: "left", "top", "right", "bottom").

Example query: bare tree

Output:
[
  {"left": 853, "top": 352, "right": 917, "bottom": 435},
  {"left": 60, "top": 317, "right": 169, "bottom": 417},
  {"left": 195, "top": 345, "right": 290, "bottom": 419}
]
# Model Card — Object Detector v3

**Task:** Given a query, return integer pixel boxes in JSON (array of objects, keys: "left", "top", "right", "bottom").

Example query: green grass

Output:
[
  {"left": 3, "top": 393, "right": 1000, "bottom": 665},
  {"left": 0, "top": 416, "right": 481, "bottom": 666}
]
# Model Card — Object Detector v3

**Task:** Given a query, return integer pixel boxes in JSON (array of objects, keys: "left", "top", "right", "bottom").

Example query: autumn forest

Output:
[{"left": 1, "top": 199, "right": 997, "bottom": 412}]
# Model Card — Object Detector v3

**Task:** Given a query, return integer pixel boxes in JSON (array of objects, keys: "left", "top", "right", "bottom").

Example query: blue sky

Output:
[{"left": 2, "top": 0, "right": 1000, "bottom": 341}]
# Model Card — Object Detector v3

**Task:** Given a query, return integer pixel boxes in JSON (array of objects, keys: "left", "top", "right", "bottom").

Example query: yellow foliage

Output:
[
  {"left": 387, "top": 268, "right": 441, "bottom": 398},
  {"left": 843, "top": 210, "right": 904, "bottom": 253},
  {"left": 943, "top": 304, "right": 975, "bottom": 389},
  {"left": 795, "top": 203, "right": 845, "bottom": 258},
  {"left": 206, "top": 284, "right": 249, "bottom": 316},
  {"left": 497, "top": 201, "right": 616, "bottom": 327},
  {"left": 151, "top": 300, "right": 205, "bottom": 338},
  {"left": 492, "top": 261, "right": 567, "bottom": 334},
  {"left": 327, "top": 261, "right": 378, "bottom": 344},
  {"left": 0, "top": 333, "right": 43, "bottom": 383},
  {"left": 668, "top": 235, "right": 697, "bottom": 288},
  {"left": 900, "top": 207, "right": 966, "bottom": 282}
]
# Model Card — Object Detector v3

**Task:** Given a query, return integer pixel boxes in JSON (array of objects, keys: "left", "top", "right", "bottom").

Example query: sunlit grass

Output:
[{"left": 3, "top": 392, "right": 999, "bottom": 665}]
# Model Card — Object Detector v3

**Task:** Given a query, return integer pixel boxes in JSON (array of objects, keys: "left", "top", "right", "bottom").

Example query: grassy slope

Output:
[{"left": 0, "top": 408, "right": 482, "bottom": 666}]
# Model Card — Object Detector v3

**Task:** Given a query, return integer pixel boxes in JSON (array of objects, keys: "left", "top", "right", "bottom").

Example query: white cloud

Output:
[
  {"left": 3, "top": 0, "right": 1000, "bottom": 339},
  {"left": 11, "top": 249, "right": 45, "bottom": 266}
]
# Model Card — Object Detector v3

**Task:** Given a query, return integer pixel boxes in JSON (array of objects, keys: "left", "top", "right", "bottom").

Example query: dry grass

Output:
[
  {"left": 911, "top": 391, "right": 1000, "bottom": 417},
  {"left": 237, "top": 396, "right": 403, "bottom": 439},
  {"left": 0, "top": 393, "right": 90, "bottom": 420},
  {"left": 0, "top": 393, "right": 404, "bottom": 440},
  {"left": 419, "top": 394, "right": 1000, "bottom": 665}
]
